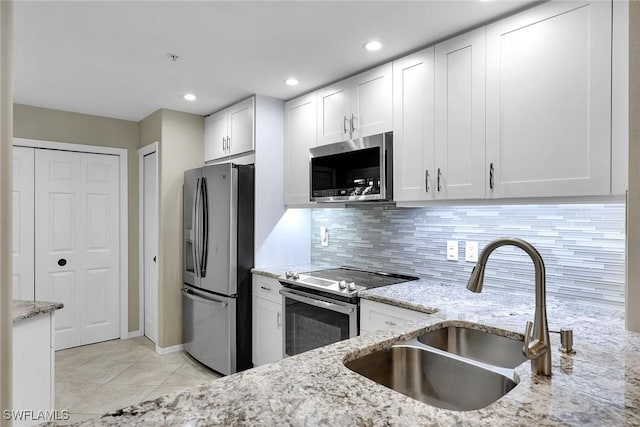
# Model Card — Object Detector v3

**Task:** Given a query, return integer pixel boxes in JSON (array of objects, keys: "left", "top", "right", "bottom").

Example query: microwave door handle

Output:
[
  {"left": 279, "top": 288, "right": 355, "bottom": 315},
  {"left": 199, "top": 177, "right": 209, "bottom": 276},
  {"left": 191, "top": 177, "right": 200, "bottom": 277}
]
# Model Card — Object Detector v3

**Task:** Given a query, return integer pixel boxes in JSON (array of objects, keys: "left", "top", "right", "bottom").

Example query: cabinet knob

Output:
[{"left": 57, "top": 258, "right": 67, "bottom": 267}]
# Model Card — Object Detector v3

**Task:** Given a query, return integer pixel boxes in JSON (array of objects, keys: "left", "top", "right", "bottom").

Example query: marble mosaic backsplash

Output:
[{"left": 311, "top": 203, "right": 626, "bottom": 308}]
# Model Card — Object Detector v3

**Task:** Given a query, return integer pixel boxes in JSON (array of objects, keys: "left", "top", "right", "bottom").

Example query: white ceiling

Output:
[{"left": 13, "top": 0, "right": 537, "bottom": 122}]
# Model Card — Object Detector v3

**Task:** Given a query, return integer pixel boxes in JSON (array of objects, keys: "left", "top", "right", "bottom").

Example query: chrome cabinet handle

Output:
[
  {"left": 384, "top": 320, "right": 397, "bottom": 326},
  {"left": 425, "top": 169, "right": 430, "bottom": 193},
  {"left": 437, "top": 168, "right": 442, "bottom": 192},
  {"left": 489, "top": 162, "right": 495, "bottom": 190},
  {"left": 260, "top": 286, "right": 272, "bottom": 292},
  {"left": 350, "top": 113, "right": 357, "bottom": 135},
  {"left": 277, "top": 311, "right": 282, "bottom": 328},
  {"left": 343, "top": 116, "right": 349, "bottom": 135},
  {"left": 222, "top": 137, "right": 226, "bottom": 152},
  {"left": 228, "top": 136, "right": 231, "bottom": 150}
]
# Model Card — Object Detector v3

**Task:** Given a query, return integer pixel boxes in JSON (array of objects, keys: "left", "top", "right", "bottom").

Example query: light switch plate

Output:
[
  {"left": 446, "top": 240, "right": 458, "bottom": 261},
  {"left": 465, "top": 241, "right": 478, "bottom": 262}
]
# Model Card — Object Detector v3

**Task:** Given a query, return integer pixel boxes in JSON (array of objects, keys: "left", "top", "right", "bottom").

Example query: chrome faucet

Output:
[{"left": 466, "top": 238, "right": 552, "bottom": 376}]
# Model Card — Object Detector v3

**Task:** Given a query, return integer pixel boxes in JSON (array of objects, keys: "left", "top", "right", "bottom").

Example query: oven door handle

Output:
[{"left": 279, "top": 288, "right": 356, "bottom": 315}]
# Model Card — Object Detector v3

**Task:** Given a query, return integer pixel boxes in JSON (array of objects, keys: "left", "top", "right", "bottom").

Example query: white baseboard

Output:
[
  {"left": 155, "top": 343, "right": 184, "bottom": 354},
  {"left": 126, "top": 330, "right": 143, "bottom": 338}
]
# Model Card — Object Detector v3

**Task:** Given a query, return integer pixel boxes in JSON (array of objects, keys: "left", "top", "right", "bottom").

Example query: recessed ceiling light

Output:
[
  {"left": 285, "top": 78, "right": 299, "bottom": 86},
  {"left": 364, "top": 41, "right": 382, "bottom": 51},
  {"left": 184, "top": 93, "right": 196, "bottom": 101}
]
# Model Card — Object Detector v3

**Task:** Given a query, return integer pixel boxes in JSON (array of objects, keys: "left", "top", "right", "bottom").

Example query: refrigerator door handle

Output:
[
  {"left": 182, "top": 288, "right": 228, "bottom": 307},
  {"left": 200, "top": 177, "right": 209, "bottom": 276},
  {"left": 192, "top": 177, "right": 201, "bottom": 277}
]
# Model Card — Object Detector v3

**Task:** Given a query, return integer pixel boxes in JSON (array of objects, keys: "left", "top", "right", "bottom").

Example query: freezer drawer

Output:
[{"left": 182, "top": 287, "right": 236, "bottom": 375}]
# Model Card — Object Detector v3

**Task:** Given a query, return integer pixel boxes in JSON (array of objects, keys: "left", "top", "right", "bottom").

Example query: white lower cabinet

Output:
[
  {"left": 252, "top": 275, "right": 283, "bottom": 367},
  {"left": 13, "top": 313, "right": 55, "bottom": 426},
  {"left": 359, "top": 299, "right": 428, "bottom": 335}
]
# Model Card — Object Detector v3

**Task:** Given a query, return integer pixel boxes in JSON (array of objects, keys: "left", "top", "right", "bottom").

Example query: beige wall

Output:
[
  {"left": 627, "top": 1, "right": 640, "bottom": 331},
  {"left": 139, "top": 109, "right": 161, "bottom": 148},
  {"left": 157, "top": 109, "right": 204, "bottom": 348},
  {"left": 13, "top": 104, "right": 142, "bottom": 332},
  {"left": 0, "top": 1, "right": 13, "bottom": 420}
]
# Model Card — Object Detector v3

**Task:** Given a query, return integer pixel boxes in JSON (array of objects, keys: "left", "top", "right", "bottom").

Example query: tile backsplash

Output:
[{"left": 311, "top": 203, "right": 626, "bottom": 308}]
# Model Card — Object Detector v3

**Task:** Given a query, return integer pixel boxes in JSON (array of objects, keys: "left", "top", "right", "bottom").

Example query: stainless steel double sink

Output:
[{"left": 344, "top": 323, "right": 527, "bottom": 411}]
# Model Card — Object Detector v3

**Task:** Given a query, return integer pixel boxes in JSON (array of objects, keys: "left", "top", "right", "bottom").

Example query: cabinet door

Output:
[
  {"left": 228, "top": 97, "right": 255, "bottom": 156},
  {"left": 434, "top": 28, "right": 486, "bottom": 200},
  {"left": 252, "top": 296, "right": 283, "bottom": 367},
  {"left": 317, "top": 81, "right": 350, "bottom": 145},
  {"left": 204, "top": 111, "right": 227, "bottom": 162},
  {"left": 360, "top": 299, "right": 427, "bottom": 333},
  {"left": 393, "top": 48, "right": 435, "bottom": 202},
  {"left": 486, "top": 1, "right": 611, "bottom": 198},
  {"left": 284, "top": 93, "right": 317, "bottom": 205},
  {"left": 351, "top": 62, "right": 393, "bottom": 139}
]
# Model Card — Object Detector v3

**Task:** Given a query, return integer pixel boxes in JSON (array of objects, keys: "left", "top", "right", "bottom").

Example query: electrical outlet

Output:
[
  {"left": 465, "top": 241, "right": 478, "bottom": 262},
  {"left": 320, "top": 227, "right": 329, "bottom": 247},
  {"left": 446, "top": 240, "right": 458, "bottom": 261}
]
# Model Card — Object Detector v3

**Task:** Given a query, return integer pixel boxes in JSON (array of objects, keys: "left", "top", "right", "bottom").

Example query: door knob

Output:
[
  {"left": 57, "top": 258, "right": 67, "bottom": 267},
  {"left": 153, "top": 256, "right": 157, "bottom": 263}
]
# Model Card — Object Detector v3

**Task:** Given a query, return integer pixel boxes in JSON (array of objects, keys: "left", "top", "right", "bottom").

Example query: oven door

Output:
[{"left": 280, "top": 287, "right": 358, "bottom": 357}]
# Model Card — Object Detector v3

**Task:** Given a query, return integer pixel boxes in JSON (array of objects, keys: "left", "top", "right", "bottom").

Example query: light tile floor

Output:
[{"left": 55, "top": 336, "right": 221, "bottom": 424}]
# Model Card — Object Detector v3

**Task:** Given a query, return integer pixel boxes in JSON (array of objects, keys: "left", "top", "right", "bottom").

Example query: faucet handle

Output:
[
  {"left": 523, "top": 320, "right": 533, "bottom": 351},
  {"left": 523, "top": 320, "right": 548, "bottom": 360}
]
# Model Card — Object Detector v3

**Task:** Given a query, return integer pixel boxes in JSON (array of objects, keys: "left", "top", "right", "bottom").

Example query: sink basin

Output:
[
  {"left": 417, "top": 325, "right": 527, "bottom": 369},
  {"left": 344, "top": 344, "right": 517, "bottom": 411}
]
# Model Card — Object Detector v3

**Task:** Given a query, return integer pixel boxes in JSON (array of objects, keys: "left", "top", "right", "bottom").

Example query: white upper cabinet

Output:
[
  {"left": 204, "top": 96, "right": 255, "bottom": 162},
  {"left": 486, "top": 1, "right": 612, "bottom": 198},
  {"left": 317, "top": 63, "right": 392, "bottom": 145},
  {"left": 317, "top": 81, "right": 350, "bottom": 145},
  {"left": 434, "top": 27, "right": 486, "bottom": 200},
  {"left": 392, "top": 48, "right": 436, "bottom": 202},
  {"left": 204, "top": 110, "right": 227, "bottom": 161},
  {"left": 284, "top": 92, "right": 317, "bottom": 205},
  {"left": 351, "top": 63, "right": 393, "bottom": 139}
]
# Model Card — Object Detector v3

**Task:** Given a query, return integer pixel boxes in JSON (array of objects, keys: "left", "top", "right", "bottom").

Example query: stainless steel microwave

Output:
[{"left": 309, "top": 132, "right": 393, "bottom": 203}]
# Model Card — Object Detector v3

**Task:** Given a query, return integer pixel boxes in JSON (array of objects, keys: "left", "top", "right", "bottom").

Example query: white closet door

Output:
[
  {"left": 35, "top": 149, "right": 120, "bottom": 350},
  {"left": 12, "top": 146, "right": 35, "bottom": 301},
  {"left": 143, "top": 152, "right": 158, "bottom": 344}
]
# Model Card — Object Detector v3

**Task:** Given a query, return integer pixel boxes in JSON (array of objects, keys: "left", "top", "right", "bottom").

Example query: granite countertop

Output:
[
  {"left": 13, "top": 300, "right": 63, "bottom": 322},
  {"left": 78, "top": 270, "right": 640, "bottom": 426}
]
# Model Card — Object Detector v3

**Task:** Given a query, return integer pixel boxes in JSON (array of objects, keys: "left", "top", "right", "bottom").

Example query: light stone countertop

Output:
[
  {"left": 13, "top": 300, "right": 63, "bottom": 322},
  {"left": 75, "top": 267, "right": 640, "bottom": 426}
]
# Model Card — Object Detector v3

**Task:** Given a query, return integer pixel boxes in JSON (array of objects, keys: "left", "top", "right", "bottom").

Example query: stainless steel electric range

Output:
[{"left": 278, "top": 267, "right": 418, "bottom": 357}]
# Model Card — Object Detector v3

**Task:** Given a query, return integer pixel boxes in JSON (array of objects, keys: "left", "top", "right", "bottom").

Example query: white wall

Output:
[{"left": 254, "top": 95, "right": 311, "bottom": 267}]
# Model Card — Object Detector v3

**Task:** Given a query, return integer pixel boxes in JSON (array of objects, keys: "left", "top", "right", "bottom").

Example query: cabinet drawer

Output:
[
  {"left": 360, "top": 299, "right": 428, "bottom": 333},
  {"left": 252, "top": 275, "right": 282, "bottom": 304}
]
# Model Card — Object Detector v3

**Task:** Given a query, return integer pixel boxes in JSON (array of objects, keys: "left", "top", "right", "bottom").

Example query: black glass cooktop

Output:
[{"left": 303, "top": 267, "right": 418, "bottom": 290}]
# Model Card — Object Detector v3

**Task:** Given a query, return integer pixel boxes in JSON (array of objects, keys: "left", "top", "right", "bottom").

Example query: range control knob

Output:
[
  {"left": 347, "top": 282, "right": 357, "bottom": 291},
  {"left": 338, "top": 280, "right": 347, "bottom": 290},
  {"left": 285, "top": 271, "right": 299, "bottom": 280}
]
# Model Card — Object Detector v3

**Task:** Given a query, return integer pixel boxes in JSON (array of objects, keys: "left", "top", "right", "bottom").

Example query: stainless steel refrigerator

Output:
[{"left": 182, "top": 163, "right": 254, "bottom": 375}]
